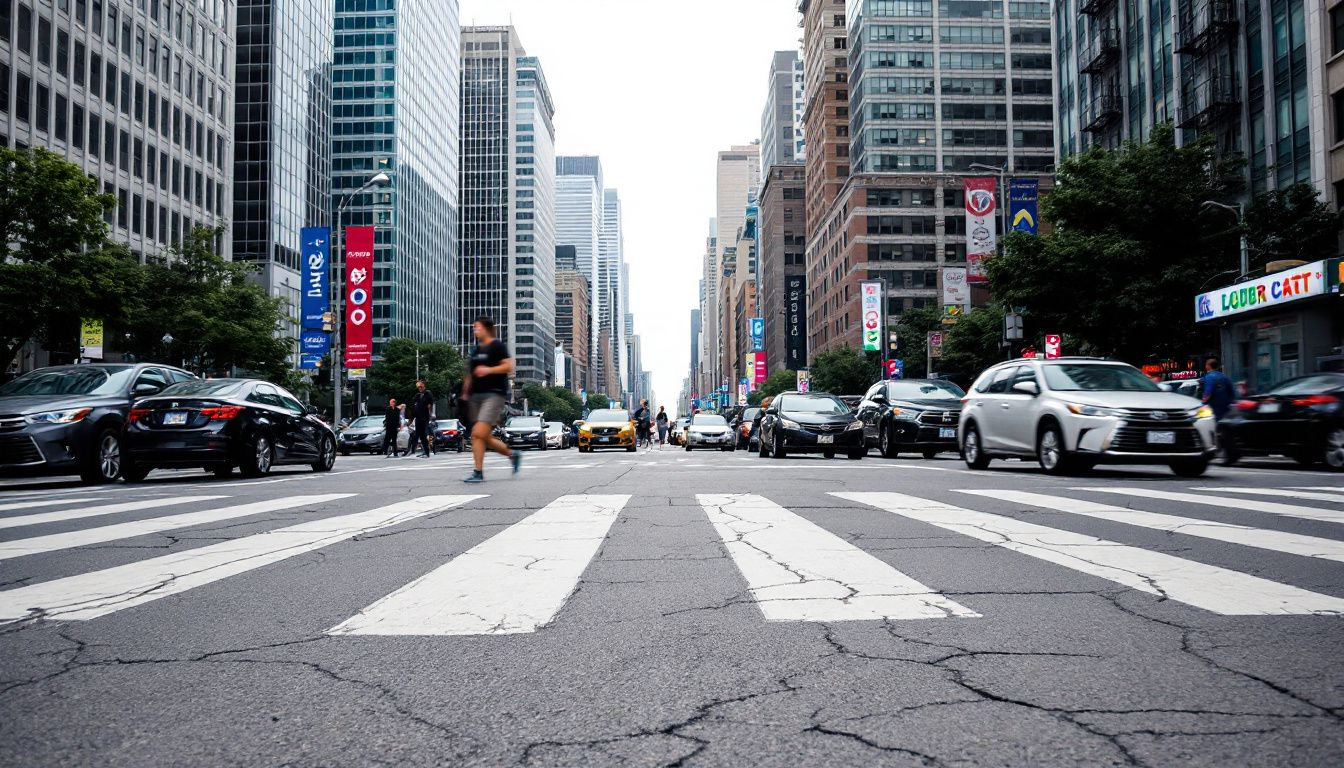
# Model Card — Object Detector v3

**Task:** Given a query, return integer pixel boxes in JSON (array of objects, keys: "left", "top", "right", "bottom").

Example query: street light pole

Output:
[
  {"left": 331, "top": 171, "right": 391, "bottom": 427},
  {"left": 1202, "top": 200, "right": 1249, "bottom": 279}
]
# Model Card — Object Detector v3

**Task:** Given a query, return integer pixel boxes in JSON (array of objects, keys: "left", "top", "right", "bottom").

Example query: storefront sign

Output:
[
  {"left": 344, "top": 226, "right": 375, "bottom": 368},
  {"left": 1195, "top": 260, "right": 1329, "bottom": 322},
  {"left": 1009, "top": 178, "right": 1038, "bottom": 234},
  {"left": 861, "top": 281, "right": 882, "bottom": 351},
  {"left": 785, "top": 275, "right": 807, "bottom": 368},
  {"left": 942, "top": 267, "right": 970, "bottom": 308},
  {"left": 300, "top": 227, "right": 330, "bottom": 331},
  {"left": 965, "top": 177, "right": 996, "bottom": 283}
]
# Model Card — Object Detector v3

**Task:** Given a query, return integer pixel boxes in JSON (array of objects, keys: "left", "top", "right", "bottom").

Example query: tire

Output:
[
  {"left": 120, "top": 460, "right": 150, "bottom": 483},
  {"left": 961, "top": 423, "right": 990, "bottom": 470},
  {"left": 722, "top": 445, "right": 733, "bottom": 452},
  {"left": 922, "top": 450, "right": 938, "bottom": 460},
  {"left": 1036, "top": 422, "right": 1075, "bottom": 476},
  {"left": 1324, "top": 428, "right": 1344, "bottom": 472},
  {"left": 847, "top": 449, "right": 864, "bottom": 460},
  {"left": 79, "top": 426, "right": 123, "bottom": 484},
  {"left": 627, "top": 444, "right": 636, "bottom": 452},
  {"left": 239, "top": 432, "right": 274, "bottom": 478},
  {"left": 770, "top": 429, "right": 787, "bottom": 459},
  {"left": 339, "top": 449, "right": 351, "bottom": 456},
  {"left": 311, "top": 434, "right": 336, "bottom": 472},
  {"left": 1170, "top": 458, "right": 1210, "bottom": 478},
  {"left": 879, "top": 421, "right": 900, "bottom": 459},
  {"left": 823, "top": 451, "right": 836, "bottom": 460},
  {"left": 685, "top": 444, "right": 692, "bottom": 452},
  {"left": 211, "top": 463, "right": 234, "bottom": 478}
]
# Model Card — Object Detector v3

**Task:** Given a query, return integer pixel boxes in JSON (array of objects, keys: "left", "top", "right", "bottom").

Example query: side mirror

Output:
[
  {"left": 764, "top": 407, "right": 777, "bottom": 415},
  {"left": 306, "top": 404, "right": 320, "bottom": 415},
  {"left": 133, "top": 383, "right": 162, "bottom": 396},
  {"left": 870, "top": 392, "right": 887, "bottom": 404},
  {"left": 1011, "top": 381, "right": 1039, "bottom": 396}
]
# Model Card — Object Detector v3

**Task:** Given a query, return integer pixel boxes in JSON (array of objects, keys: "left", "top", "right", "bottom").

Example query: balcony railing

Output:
[
  {"left": 1079, "top": 27, "right": 1121, "bottom": 75},
  {"left": 1176, "top": 0, "right": 1238, "bottom": 56},
  {"left": 1178, "top": 75, "right": 1239, "bottom": 129},
  {"left": 1079, "top": 0, "right": 1115, "bottom": 16},
  {"left": 1081, "top": 90, "right": 1122, "bottom": 134}
]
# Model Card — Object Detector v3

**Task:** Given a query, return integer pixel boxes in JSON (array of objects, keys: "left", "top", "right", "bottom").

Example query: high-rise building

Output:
[
  {"left": 707, "top": 147, "right": 760, "bottom": 394},
  {"left": 759, "top": 162, "right": 807, "bottom": 372},
  {"left": 460, "top": 26, "right": 556, "bottom": 384},
  {"left": 697, "top": 222, "right": 717, "bottom": 398},
  {"left": 234, "top": 0, "right": 332, "bottom": 357},
  {"left": 554, "top": 269, "right": 590, "bottom": 395},
  {"left": 798, "top": 0, "right": 848, "bottom": 238},
  {"left": 760, "top": 50, "right": 805, "bottom": 176},
  {"left": 554, "top": 157, "right": 602, "bottom": 388},
  {"left": 333, "top": 0, "right": 460, "bottom": 351},
  {"left": 688, "top": 307, "right": 701, "bottom": 399},
  {"left": 2, "top": 0, "right": 235, "bottom": 265},
  {"left": 600, "top": 188, "right": 625, "bottom": 395},
  {"left": 1328, "top": 1, "right": 1344, "bottom": 206}
]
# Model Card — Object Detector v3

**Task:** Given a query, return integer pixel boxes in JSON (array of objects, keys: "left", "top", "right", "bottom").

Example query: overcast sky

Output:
[{"left": 458, "top": 0, "right": 800, "bottom": 415}]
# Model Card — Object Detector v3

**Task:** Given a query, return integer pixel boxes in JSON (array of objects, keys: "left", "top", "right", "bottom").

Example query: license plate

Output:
[
  {"left": 818, "top": 434, "right": 834, "bottom": 444},
  {"left": 163, "top": 412, "right": 188, "bottom": 426},
  {"left": 939, "top": 428, "right": 956, "bottom": 439},
  {"left": 1259, "top": 402, "right": 1280, "bottom": 414},
  {"left": 1147, "top": 431, "right": 1176, "bottom": 445},
  {"left": 599, "top": 437, "right": 610, "bottom": 443}
]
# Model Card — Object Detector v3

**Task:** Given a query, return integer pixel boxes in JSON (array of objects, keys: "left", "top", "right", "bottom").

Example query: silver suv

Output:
[{"left": 959, "top": 357, "right": 1216, "bottom": 476}]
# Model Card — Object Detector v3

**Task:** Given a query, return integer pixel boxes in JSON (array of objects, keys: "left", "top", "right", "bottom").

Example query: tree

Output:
[
  {"left": 938, "top": 303, "right": 1009, "bottom": 382},
  {"left": 122, "top": 227, "right": 293, "bottom": 380},
  {"left": 0, "top": 147, "right": 144, "bottom": 371},
  {"left": 1243, "top": 183, "right": 1343, "bottom": 271},
  {"left": 748, "top": 369, "right": 798, "bottom": 405},
  {"left": 809, "top": 346, "right": 879, "bottom": 395},
  {"left": 585, "top": 393, "right": 611, "bottom": 412},
  {"left": 892, "top": 306, "right": 942, "bottom": 378},
  {"left": 989, "top": 123, "right": 1241, "bottom": 363},
  {"left": 521, "top": 384, "right": 584, "bottom": 424},
  {"left": 366, "top": 337, "right": 465, "bottom": 414}
]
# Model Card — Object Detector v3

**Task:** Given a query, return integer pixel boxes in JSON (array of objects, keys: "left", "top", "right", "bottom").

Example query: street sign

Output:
[
  {"left": 347, "top": 368, "right": 367, "bottom": 380},
  {"left": 1045, "top": 334, "right": 1061, "bottom": 360},
  {"left": 928, "top": 331, "right": 944, "bottom": 358},
  {"left": 79, "top": 319, "right": 104, "bottom": 359},
  {"left": 861, "top": 281, "right": 882, "bottom": 351},
  {"left": 796, "top": 369, "right": 810, "bottom": 393},
  {"left": 1003, "top": 313, "right": 1024, "bottom": 340},
  {"left": 885, "top": 359, "right": 904, "bottom": 380},
  {"left": 299, "top": 353, "right": 323, "bottom": 370}
]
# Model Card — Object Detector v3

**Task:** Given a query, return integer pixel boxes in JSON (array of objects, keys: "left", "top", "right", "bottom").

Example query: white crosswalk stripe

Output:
[
  {"left": 1195, "top": 487, "right": 1344, "bottom": 504},
  {"left": 1080, "top": 488, "right": 1344, "bottom": 525},
  {"left": 0, "top": 496, "right": 230, "bottom": 530},
  {"left": 699, "top": 493, "right": 978, "bottom": 622},
  {"left": 330, "top": 494, "right": 629, "bottom": 636},
  {"left": 960, "top": 490, "right": 1344, "bottom": 564},
  {"left": 835, "top": 491, "right": 1344, "bottom": 616},
  {"left": 0, "top": 498, "right": 99, "bottom": 513},
  {"left": 0, "top": 494, "right": 355, "bottom": 561},
  {"left": 0, "top": 495, "right": 482, "bottom": 622}
]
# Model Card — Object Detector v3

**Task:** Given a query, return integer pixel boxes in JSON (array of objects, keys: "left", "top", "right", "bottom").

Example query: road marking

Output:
[
  {"left": 0, "top": 494, "right": 355, "bottom": 561},
  {"left": 0, "top": 495, "right": 482, "bottom": 622},
  {"left": 0, "top": 496, "right": 230, "bottom": 530},
  {"left": 0, "top": 498, "right": 97, "bottom": 513},
  {"left": 1080, "top": 488, "right": 1344, "bottom": 525},
  {"left": 1198, "top": 488, "right": 1344, "bottom": 504},
  {"left": 835, "top": 492, "right": 1344, "bottom": 616},
  {"left": 960, "top": 490, "right": 1344, "bottom": 564},
  {"left": 329, "top": 494, "right": 628, "bottom": 636},
  {"left": 699, "top": 493, "right": 978, "bottom": 622}
]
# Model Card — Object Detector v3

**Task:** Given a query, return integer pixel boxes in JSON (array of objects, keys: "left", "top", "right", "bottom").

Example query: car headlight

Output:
[
  {"left": 1192, "top": 406, "right": 1214, "bottom": 420},
  {"left": 579, "top": 427, "right": 592, "bottom": 434},
  {"left": 1065, "top": 403, "right": 1119, "bottom": 417},
  {"left": 890, "top": 408, "right": 918, "bottom": 421},
  {"left": 780, "top": 419, "right": 801, "bottom": 430},
  {"left": 25, "top": 407, "right": 93, "bottom": 425},
  {"left": 846, "top": 421, "right": 864, "bottom": 430}
]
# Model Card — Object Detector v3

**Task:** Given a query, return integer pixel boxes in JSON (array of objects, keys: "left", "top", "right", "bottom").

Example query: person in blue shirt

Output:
[{"left": 1201, "top": 357, "right": 1235, "bottom": 420}]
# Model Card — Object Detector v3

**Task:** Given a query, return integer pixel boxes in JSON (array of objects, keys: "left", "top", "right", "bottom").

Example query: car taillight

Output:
[
  {"left": 129, "top": 408, "right": 151, "bottom": 423},
  {"left": 199, "top": 406, "right": 243, "bottom": 421},
  {"left": 1292, "top": 394, "right": 1340, "bottom": 407},
  {"left": 1236, "top": 400, "right": 1259, "bottom": 411},
  {"left": 447, "top": 429, "right": 458, "bottom": 436}
]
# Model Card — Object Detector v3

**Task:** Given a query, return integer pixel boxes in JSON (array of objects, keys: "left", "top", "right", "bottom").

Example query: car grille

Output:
[
  {"left": 0, "top": 415, "right": 26, "bottom": 433},
  {"left": 1109, "top": 427, "right": 1203, "bottom": 454},
  {"left": 917, "top": 410, "right": 960, "bottom": 425},
  {"left": 592, "top": 427, "right": 621, "bottom": 436},
  {"left": 0, "top": 435, "right": 44, "bottom": 466},
  {"left": 1117, "top": 408, "right": 1195, "bottom": 427}
]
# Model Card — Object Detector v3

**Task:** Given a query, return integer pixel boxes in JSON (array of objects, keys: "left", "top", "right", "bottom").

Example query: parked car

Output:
[
  {"left": 959, "top": 358, "right": 1216, "bottom": 477},
  {"left": 669, "top": 417, "right": 690, "bottom": 446},
  {"left": 735, "top": 407, "right": 761, "bottom": 450},
  {"left": 757, "top": 392, "right": 865, "bottom": 460},
  {"left": 503, "top": 415, "right": 548, "bottom": 450},
  {"left": 856, "top": 379, "right": 965, "bottom": 459},
  {"left": 1218, "top": 372, "right": 1344, "bottom": 471},
  {"left": 433, "top": 419, "right": 468, "bottom": 452},
  {"left": 122, "top": 378, "right": 336, "bottom": 480},
  {"left": 545, "top": 421, "right": 569, "bottom": 450},
  {"left": 578, "top": 409, "right": 636, "bottom": 452},
  {"left": 338, "top": 415, "right": 409, "bottom": 455},
  {"left": 685, "top": 413, "right": 735, "bottom": 451},
  {"left": 1158, "top": 379, "right": 1201, "bottom": 399},
  {"left": 0, "top": 363, "right": 194, "bottom": 484}
]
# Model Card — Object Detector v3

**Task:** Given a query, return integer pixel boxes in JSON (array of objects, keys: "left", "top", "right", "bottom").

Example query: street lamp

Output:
[
  {"left": 331, "top": 170, "right": 391, "bottom": 426},
  {"left": 1201, "top": 200, "right": 1249, "bottom": 279},
  {"left": 969, "top": 162, "right": 1009, "bottom": 238}
]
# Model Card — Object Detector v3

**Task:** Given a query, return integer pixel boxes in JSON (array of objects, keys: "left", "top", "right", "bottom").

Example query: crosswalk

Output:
[{"left": 1, "top": 484, "right": 1342, "bottom": 632}]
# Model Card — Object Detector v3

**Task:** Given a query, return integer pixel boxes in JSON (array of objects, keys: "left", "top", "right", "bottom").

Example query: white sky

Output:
[{"left": 458, "top": 0, "right": 801, "bottom": 415}]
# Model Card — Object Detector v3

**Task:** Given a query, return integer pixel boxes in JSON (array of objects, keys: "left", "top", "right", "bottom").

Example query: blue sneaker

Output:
[
  {"left": 463, "top": 470, "right": 485, "bottom": 484},
  {"left": 510, "top": 451, "right": 522, "bottom": 475}
]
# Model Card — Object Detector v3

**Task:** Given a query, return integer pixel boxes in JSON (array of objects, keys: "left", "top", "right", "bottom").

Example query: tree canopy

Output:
[
  {"left": 366, "top": 337, "right": 465, "bottom": 414},
  {"left": 585, "top": 393, "right": 612, "bottom": 412},
  {"left": 1243, "top": 183, "right": 1343, "bottom": 271},
  {"left": 521, "top": 384, "right": 584, "bottom": 424},
  {"left": 809, "top": 347, "right": 879, "bottom": 395},
  {"left": 747, "top": 368, "right": 798, "bottom": 405}
]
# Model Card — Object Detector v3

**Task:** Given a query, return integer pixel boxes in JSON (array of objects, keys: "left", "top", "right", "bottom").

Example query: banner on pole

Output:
[
  {"left": 860, "top": 281, "right": 882, "bottom": 351},
  {"left": 785, "top": 275, "right": 807, "bottom": 369},
  {"left": 941, "top": 267, "right": 970, "bottom": 308},
  {"left": 796, "top": 369, "right": 810, "bottom": 393},
  {"left": 749, "top": 317, "right": 764, "bottom": 352},
  {"left": 965, "top": 177, "right": 997, "bottom": 283},
  {"left": 344, "top": 225, "right": 375, "bottom": 369},
  {"left": 753, "top": 352, "right": 767, "bottom": 384},
  {"left": 1009, "top": 178, "right": 1039, "bottom": 235},
  {"left": 80, "top": 319, "right": 104, "bottom": 359},
  {"left": 300, "top": 227, "right": 331, "bottom": 331}
]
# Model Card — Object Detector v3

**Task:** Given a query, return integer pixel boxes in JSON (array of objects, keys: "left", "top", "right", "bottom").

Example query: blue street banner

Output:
[
  {"left": 300, "top": 226, "right": 331, "bottom": 329},
  {"left": 301, "top": 331, "right": 330, "bottom": 354},
  {"left": 1009, "top": 179, "right": 1039, "bottom": 235},
  {"left": 749, "top": 317, "right": 764, "bottom": 352},
  {"left": 299, "top": 353, "right": 323, "bottom": 371}
]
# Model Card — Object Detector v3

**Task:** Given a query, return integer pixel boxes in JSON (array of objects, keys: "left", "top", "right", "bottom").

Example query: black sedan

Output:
[
  {"left": 1218, "top": 372, "right": 1344, "bottom": 471},
  {"left": 855, "top": 379, "right": 966, "bottom": 459},
  {"left": 434, "top": 419, "right": 469, "bottom": 452},
  {"left": 0, "top": 363, "right": 194, "bottom": 484},
  {"left": 122, "top": 378, "right": 336, "bottom": 480},
  {"left": 503, "top": 415, "right": 548, "bottom": 450},
  {"left": 757, "top": 392, "right": 865, "bottom": 460}
]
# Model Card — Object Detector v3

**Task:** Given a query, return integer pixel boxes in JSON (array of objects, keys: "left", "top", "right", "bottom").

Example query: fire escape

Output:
[
  {"left": 1175, "top": 0, "right": 1240, "bottom": 130},
  {"left": 1078, "top": 0, "right": 1121, "bottom": 135}
]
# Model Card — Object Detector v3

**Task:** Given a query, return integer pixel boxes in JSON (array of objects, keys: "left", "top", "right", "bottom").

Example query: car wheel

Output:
[
  {"left": 1324, "top": 428, "right": 1344, "bottom": 472},
  {"left": 120, "top": 460, "right": 150, "bottom": 483},
  {"left": 627, "top": 443, "right": 636, "bottom": 452},
  {"left": 922, "top": 449, "right": 938, "bottom": 460},
  {"left": 770, "top": 429, "right": 788, "bottom": 459},
  {"left": 211, "top": 463, "right": 234, "bottom": 478},
  {"left": 1170, "top": 458, "right": 1210, "bottom": 477},
  {"left": 879, "top": 422, "right": 900, "bottom": 459},
  {"left": 239, "top": 432, "right": 274, "bottom": 478},
  {"left": 823, "top": 451, "right": 836, "bottom": 459},
  {"left": 339, "top": 449, "right": 351, "bottom": 456},
  {"left": 847, "top": 449, "right": 864, "bottom": 460},
  {"left": 311, "top": 434, "right": 336, "bottom": 472},
  {"left": 962, "top": 423, "right": 990, "bottom": 470},
  {"left": 685, "top": 444, "right": 692, "bottom": 452},
  {"left": 80, "top": 426, "right": 123, "bottom": 484},
  {"left": 1036, "top": 423, "right": 1075, "bottom": 476}
]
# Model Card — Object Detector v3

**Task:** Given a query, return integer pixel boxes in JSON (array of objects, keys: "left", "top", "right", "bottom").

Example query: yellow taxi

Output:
[{"left": 577, "top": 408, "right": 636, "bottom": 452}]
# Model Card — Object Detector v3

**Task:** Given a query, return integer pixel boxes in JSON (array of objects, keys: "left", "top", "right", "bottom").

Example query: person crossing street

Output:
[
  {"left": 410, "top": 379, "right": 434, "bottom": 458},
  {"left": 461, "top": 316, "right": 521, "bottom": 483},
  {"left": 381, "top": 398, "right": 402, "bottom": 458},
  {"left": 655, "top": 406, "right": 669, "bottom": 449}
]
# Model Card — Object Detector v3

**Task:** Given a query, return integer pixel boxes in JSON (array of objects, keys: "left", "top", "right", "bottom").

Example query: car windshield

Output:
[
  {"left": 348, "top": 416, "right": 382, "bottom": 429},
  {"left": 0, "top": 365, "right": 135, "bottom": 397},
  {"left": 507, "top": 417, "right": 543, "bottom": 428},
  {"left": 887, "top": 380, "right": 965, "bottom": 400},
  {"left": 1266, "top": 374, "right": 1344, "bottom": 396},
  {"left": 159, "top": 379, "right": 247, "bottom": 398},
  {"left": 742, "top": 408, "right": 760, "bottom": 420},
  {"left": 588, "top": 409, "right": 630, "bottom": 422},
  {"left": 693, "top": 415, "right": 727, "bottom": 426},
  {"left": 1041, "top": 364, "right": 1160, "bottom": 392},
  {"left": 546, "top": 423, "right": 563, "bottom": 433},
  {"left": 778, "top": 395, "right": 850, "bottom": 414}
]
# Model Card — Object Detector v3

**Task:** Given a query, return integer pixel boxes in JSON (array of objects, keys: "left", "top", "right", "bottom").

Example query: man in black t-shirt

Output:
[
  {"left": 409, "top": 379, "right": 434, "bottom": 458},
  {"left": 381, "top": 398, "right": 402, "bottom": 457},
  {"left": 461, "top": 316, "right": 519, "bottom": 483}
]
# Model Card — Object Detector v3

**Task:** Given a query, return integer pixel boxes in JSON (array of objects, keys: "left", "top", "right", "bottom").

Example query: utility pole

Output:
[{"left": 331, "top": 171, "right": 390, "bottom": 427}]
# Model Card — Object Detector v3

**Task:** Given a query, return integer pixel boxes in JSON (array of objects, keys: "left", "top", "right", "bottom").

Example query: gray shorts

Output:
[{"left": 470, "top": 393, "right": 507, "bottom": 428}]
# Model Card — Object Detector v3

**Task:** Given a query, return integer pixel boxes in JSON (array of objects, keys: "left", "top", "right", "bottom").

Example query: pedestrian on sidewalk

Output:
[
  {"left": 381, "top": 398, "right": 402, "bottom": 457},
  {"left": 462, "top": 316, "right": 521, "bottom": 483},
  {"left": 655, "top": 406, "right": 669, "bottom": 449}
]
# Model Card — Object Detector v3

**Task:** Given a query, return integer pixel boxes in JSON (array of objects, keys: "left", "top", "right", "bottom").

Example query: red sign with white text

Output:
[
  {"left": 344, "top": 226, "right": 375, "bottom": 369},
  {"left": 753, "top": 352, "right": 767, "bottom": 384},
  {"left": 1045, "top": 334, "right": 1061, "bottom": 360},
  {"left": 964, "top": 177, "right": 997, "bottom": 284}
]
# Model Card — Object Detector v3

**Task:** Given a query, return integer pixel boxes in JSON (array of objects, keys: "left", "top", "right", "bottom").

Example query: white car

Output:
[
  {"left": 685, "top": 414, "right": 735, "bottom": 452},
  {"left": 959, "top": 357, "right": 1216, "bottom": 476},
  {"left": 544, "top": 421, "right": 568, "bottom": 449}
]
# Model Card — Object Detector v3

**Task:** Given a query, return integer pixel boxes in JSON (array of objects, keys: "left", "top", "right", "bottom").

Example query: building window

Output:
[{"left": 1334, "top": 90, "right": 1344, "bottom": 144}]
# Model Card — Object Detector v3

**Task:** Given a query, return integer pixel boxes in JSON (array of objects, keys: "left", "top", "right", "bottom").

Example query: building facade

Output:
[
  {"left": 333, "top": 0, "right": 460, "bottom": 352},
  {"left": 758, "top": 162, "right": 807, "bottom": 372},
  {"left": 460, "top": 26, "right": 556, "bottom": 384},
  {"left": 798, "top": 0, "right": 848, "bottom": 238},
  {"left": 760, "top": 49, "right": 805, "bottom": 175},
  {"left": 1329, "top": 1, "right": 1344, "bottom": 206},
  {"left": 554, "top": 268, "right": 590, "bottom": 395},
  {"left": 554, "top": 158, "right": 602, "bottom": 389},
  {"left": 600, "top": 188, "right": 626, "bottom": 397},
  {"left": 707, "top": 146, "right": 760, "bottom": 394}
]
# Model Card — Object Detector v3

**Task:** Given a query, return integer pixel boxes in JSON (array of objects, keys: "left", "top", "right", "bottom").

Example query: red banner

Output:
[
  {"left": 344, "top": 226, "right": 375, "bottom": 369},
  {"left": 964, "top": 177, "right": 997, "bottom": 284},
  {"left": 753, "top": 352, "right": 767, "bottom": 384}
]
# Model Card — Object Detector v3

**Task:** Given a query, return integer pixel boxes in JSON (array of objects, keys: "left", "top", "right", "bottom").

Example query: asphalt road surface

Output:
[{"left": 1, "top": 445, "right": 1342, "bottom": 767}]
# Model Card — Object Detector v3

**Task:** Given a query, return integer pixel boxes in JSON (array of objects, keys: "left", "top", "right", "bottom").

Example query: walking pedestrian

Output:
[
  {"left": 398, "top": 404, "right": 414, "bottom": 457},
  {"left": 461, "top": 316, "right": 521, "bottom": 483},
  {"left": 381, "top": 398, "right": 402, "bottom": 457},
  {"left": 633, "top": 399, "right": 652, "bottom": 450},
  {"left": 1201, "top": 357, "right": 1235, "bottom": 421},
  {"left": 410, "top": 378, "right": 434, "bottom": 458},
  {"left": 655, "top": 406, "right": 669, "bottom": 449}
]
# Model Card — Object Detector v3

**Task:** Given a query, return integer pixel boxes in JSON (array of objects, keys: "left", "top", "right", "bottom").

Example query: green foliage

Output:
[
  {"left": 1243, "top": 183, "right": 1343, "bottom": 270},
  {"left": 938, "top": 303, "right": 1009, "bottom": 378},
  {"left": 366, "top": 337, "right": 465, "bottom": 413},
  {"left": 892, "top": 306, "right": 942, "bottom": 378},
  {"left": 988, "top": 124, "right": 1240, "bottom": 362},
  {"left": 0, "top": 147, "right": 143, "bottom": 369},
  {"left": 748, "top": 368, "right": 798, "bottom": 405},
  {"left": 121, "top": 227, "right": 293, "bottom": 381},
  {"left": 585, "top": 393, "right": 611, "bottom": 412},
  {"left": 809, "top": 347, "right": 879, "bottom": 395},
  {"left": 521, "top": 384, "right": 584, "bottom": 424}
]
